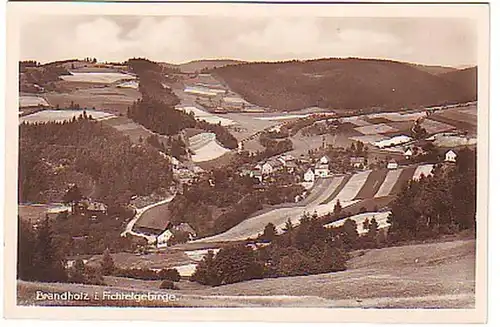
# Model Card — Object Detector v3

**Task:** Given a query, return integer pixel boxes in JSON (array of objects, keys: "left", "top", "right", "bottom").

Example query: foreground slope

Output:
[
  {"left": 17, "top": 238, "right": 475, "bottom": 308},
  {"left": 213, "top": 58, "right": 476, "bottom": 111}
]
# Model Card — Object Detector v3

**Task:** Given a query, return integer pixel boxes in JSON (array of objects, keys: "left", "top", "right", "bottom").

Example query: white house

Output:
[
  {"left": 387, "top": 160, "right": 398, "bottom": 170},
  {"left": 314, "top": 163, "right": 330, "bottom": 177},
  {"left": 445, "top": 150, "right": 457, "bottom": 163},
  {"left": 304, "top": 168, "right": 315, "bottom": 182},
  {"left": 350, "top": 157, "right": 364, "bottom": 169},
  {"left": 404, "top": 148, "right": 413, "bottom": 160},
  {"left": 156, "top": 229, "right": 174, "bottom": 248},
  {"left": 261, "top": 162, "right": 274, "bottom": 175},
  {"left": 319, "top": 155, "right": 330, "bottom": 165}
]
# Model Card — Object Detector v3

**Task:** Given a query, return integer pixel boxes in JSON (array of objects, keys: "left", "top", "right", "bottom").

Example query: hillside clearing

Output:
[
  {"left": 324, "top": 211, "right": 391, "bottom": 233},
  {"left": 60, "top": 72, "right": 136, "bottom": 83},
  {"left": 19, "top": 95, "right": 50, "bottom": 108},
  {"left": 374, "top": 168, "right": 403, "bottom": 198},
  {"left": 19, "top": 110, "right": 115, "bottom": 123}
]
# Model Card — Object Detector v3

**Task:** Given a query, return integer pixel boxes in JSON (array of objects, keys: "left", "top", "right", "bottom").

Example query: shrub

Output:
[
  {"left": 159, "top": 280, "right": 179, "bottom": 290},
  {"left": 158, "top": 268, "right": 181, "bottom": 282}
]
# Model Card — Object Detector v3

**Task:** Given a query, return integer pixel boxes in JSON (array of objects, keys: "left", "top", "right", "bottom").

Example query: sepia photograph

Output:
[{"left": 3, "top": 1, "right": 490, "bottom": 323}]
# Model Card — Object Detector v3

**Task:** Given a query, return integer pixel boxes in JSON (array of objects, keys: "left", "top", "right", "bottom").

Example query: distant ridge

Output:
[
  {"left": 161, "top": 59, "right": 244, "bottom": 73},
  {"left": 211, "top": 57, "right": 477, "bottom": 111}
]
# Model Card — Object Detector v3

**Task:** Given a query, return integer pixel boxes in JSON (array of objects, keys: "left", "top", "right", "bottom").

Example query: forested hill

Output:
[
  {"left": 127, "top": 58, "right": 238, "bottom": 149},
  {"left": 212, "top": 58, "right": 477, "bottom": 111},
  {"left": 439, "top": 66, "right": 478, "bottom": 101},
  {"left": 19, "top": 115, "right": 173, "bottom": 204}
]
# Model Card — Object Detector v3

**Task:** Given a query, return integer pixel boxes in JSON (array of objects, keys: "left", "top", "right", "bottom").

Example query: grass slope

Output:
[
  {"left": 17, "top": 238, "right": 475, "bottom": 308},
  {"left": 319, "top": 175, "right": 350, "bottom": 205},
  {"left": 389, "top": 166, "right": 417, "bottom": 196},
  {"left": 354, "top": 169, "right": 388, "bottom": 199},
  {"left": 213, "top": 58, "right": 476, "bottom": 111}
]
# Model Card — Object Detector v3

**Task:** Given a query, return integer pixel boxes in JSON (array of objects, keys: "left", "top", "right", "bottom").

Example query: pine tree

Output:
[
  {"left": 17, "top": 218, "right": 37, "bottom": 280},
  {"left": 362, "top": 217, "right": 370, "bottom": 231},
  {"left": 262, "top": 223, "right": 277, "bottom": 242},
  {"left": 100, "top": 248, "right": 115, "bottom": 275},
  {"left": 334, "top": 199, "right": 342, "bottom": 217},
  {"left": 33, "top": 216, "right": 67, "bottom": 282},
  {"left": 368, "top": 217, "right": 379, "bottom": 238}
]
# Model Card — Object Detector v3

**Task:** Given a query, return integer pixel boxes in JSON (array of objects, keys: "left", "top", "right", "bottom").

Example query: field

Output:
[
  {"left": 324, "top": 211, "right": 391, "bottom": 234},
  {"left": 18, "top": 239, "right": 475, "bottom": 308},
  {"left": 431, "top": 134, "right": 477, "bottom": 148},
  {"left": 389, "top": 166, "right": 417, "bottom": 195},
  {"left": 354, "top": 169, "right": 388, "bottom": 199},
  {"left": 324, "top": 170, "right": 372, "bottom": 206},
  {"left": 19, "top": 110, "right": 115, "bottom": 124},
  {"left": 44, "top": 85, "right": 140, "bottom": 116},
  {"left": 373, "top": 135, "right": 412, "bottom": 148},
  {"left": 177, "top": 106, "right": 235, "bottom": 126},
  {"left": 193, "top": 164, "right": 433, "bottom": 243},
  {"left": 103, "top": 116, "right": 157, "bottom": 143},
  {"left": 315, "top": 176, "right": 349, "bottom": 206},
  {"left": 419, "top": 118, "right": 456, "bottom": 134},
  {"left": 191, "top": 139, "right": 231, "bottom": 162},
  {"left": 60, "top": 72, "right": 136, "bottom": 83},
  {"left": 355, "top": 123, "right": 397, "bottom": 135},
  {"left": 19, "top": 95, "right": 50, "bottom": 108},
  {"left": 188, "top": 132, "right": 231, "bottom": 163},
  {"left": 374, "top": 168, "right": 403, "bottom": 198},
  {"left": 18, "top": 203, "right": 71, "bottom": 223},
  {"left": 367, "top": 111, "right": 427, "bottom": 122},
  {"left": 429, "top": 107, "right": 477, "bottom": 134},
  {"left": 412, "top": 164, "right": 434, "bottom": 181}
]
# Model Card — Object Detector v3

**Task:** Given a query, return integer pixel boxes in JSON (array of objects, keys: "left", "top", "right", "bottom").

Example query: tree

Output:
[
  {"left": 213, "top": 244, "right": 264, "bottom": 285},
  {"left": 62, "top": 184, "right": 82, "bottom": 204},
  {"left": 158, "top": 268, "right": 181, "bottom": 282},
  {"left": 368, "top": 217, "right": 379, "bottom": 239},
  {"left": 362, "top": 217, "right": 370, "bottom": 231},
  {"left": 341, "top": 218, "right": 359, "bottom": 251},
  {"left": 17, "top": 218, "right": 37, "bottom": 280},
  {"left": 33, "top": 216, "right": 67, "bottom": 282},
  {"left": 334, "top": 199, "right": 342, "bottom": 217},
  {"left": 190, "top": 250, "right": 221, "bottom": 286},
  {"left": 262, "top": 222, "right": 277, "bottom": 242},
  {"left": 284, "top": 218, "right": 294, "bottom": 233},
  {"left": 100, "top": 248, "right": 115, "bottom": 275},
  {"left": 68, "top": 259, "right": 86, "bottom": 283}
]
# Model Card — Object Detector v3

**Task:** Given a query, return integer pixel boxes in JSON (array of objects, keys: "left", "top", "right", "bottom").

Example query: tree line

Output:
[{"left": 387, "top": 147, "right": 476, "bottom": 242}]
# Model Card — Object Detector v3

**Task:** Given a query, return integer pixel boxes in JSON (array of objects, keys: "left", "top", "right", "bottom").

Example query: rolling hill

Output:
[
  {"left": 212, "top": 58, "right": 477, "bottom": 111},
  {"left": 439, "top": 66, "right": 478, "bottom": 101},
  {"left": 161, "top": 59, "right": 244, "bottom": 73}
]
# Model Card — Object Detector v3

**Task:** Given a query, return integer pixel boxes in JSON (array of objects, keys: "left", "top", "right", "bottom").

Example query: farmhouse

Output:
[
  {"left": 73, "top": 199, "right": 108, "bottom": 217},
  {"left": 261, "top": 162, "right": 274, "bottom": 175},
  {"left": 387, "top": 160, "right": 399, "bottom": 170},
  {"left": 172, "top": 223, "right": 197, "bottom": 241},
  {"left": 350, "top": 157, "right": 365, "bottom": 169},
  {"left": 253, "top": 170, "right": 263, "bottom": 183},
  {"left": 319, "top": 155, "right": 330, "bottom": 165},
  {"left": 304, "top": 168, "right": 315, "bottom": 182},
  {"left": 445, "top": 150, "right": 457, "bottom": 163},
  {"left": 156, "top": 229, "right": 174, "bottom": 248},
  {"left": 314, "top": 162, "right": 330, "bottom": 178}
]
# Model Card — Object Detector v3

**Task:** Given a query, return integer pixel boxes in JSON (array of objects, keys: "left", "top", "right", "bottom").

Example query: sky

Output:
[{"left": 20, "top": 16, "right": 477, "bottom": 67}]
